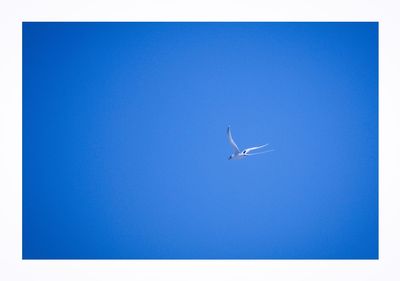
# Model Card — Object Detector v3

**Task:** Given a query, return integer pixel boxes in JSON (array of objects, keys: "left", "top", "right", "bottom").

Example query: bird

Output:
[{"left": 227, "top": 126, "right": 274, "bottom": 160}]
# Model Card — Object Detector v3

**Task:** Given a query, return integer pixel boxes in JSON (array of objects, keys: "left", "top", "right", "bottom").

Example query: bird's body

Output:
[
  {"left": 227, "top": 126, "right": 273, "bottom": 160},
  {"left": 229, "top": 153, "right": 247, "bottom": 160}
]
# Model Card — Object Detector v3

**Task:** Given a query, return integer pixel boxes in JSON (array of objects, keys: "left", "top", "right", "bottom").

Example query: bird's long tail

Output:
[{"left": 247, "top": 149, "right": 275, "bottom": 155}]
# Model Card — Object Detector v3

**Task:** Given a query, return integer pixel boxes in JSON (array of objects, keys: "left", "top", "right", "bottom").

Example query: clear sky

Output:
[{"left": 23, "top": 22, "right": 378, "bottom": 259}]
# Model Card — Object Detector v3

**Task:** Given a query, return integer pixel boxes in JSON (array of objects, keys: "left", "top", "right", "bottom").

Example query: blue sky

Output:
[{"left": 23, "top": 22, "right": 378, "bottom": 259}]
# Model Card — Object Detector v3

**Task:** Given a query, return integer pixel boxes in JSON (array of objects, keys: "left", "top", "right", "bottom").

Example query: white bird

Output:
[{"left": 227, "top": 126, "right": 274, "bottom": 160}]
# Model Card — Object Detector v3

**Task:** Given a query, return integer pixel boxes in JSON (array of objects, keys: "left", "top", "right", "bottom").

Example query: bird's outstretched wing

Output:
[
  {"left": 227, "top": 126, "right": 240, "bottom": 154},
  {"left": 244, "top": 144, "right": 269, "bottom": 154}
]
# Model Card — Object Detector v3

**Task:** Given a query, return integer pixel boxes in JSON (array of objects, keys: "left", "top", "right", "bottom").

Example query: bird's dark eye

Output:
[{"left": 243, "top": 150, "right": 246, "bottom": 153}]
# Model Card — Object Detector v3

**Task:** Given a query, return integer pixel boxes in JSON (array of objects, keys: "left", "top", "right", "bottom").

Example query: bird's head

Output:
[{"left": 228, "top": 155, "right": 233, "bottom": 160}]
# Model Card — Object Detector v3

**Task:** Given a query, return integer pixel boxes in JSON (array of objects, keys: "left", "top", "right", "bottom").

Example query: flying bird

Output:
[{"left": 227, "top": 126, "right": 274, "bottom": 160}]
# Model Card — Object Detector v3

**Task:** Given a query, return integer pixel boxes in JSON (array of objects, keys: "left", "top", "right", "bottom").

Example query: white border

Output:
[{"left": 1, "top": 0, "right": 400, "bottom": 280}]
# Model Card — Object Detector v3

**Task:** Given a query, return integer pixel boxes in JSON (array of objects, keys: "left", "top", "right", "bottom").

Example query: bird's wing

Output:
[
  {"left": 244, "top": 144, "right": 269, "bottom": 153},
  {"left": 246, "top": 149, "right": 275, "bottom": 155},
  {"left": 227, "top": 126, "right": 240, "bottom": 154}
]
